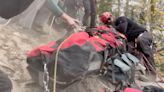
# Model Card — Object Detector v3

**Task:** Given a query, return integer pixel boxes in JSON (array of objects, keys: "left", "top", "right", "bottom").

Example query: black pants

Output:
[
  {"left": 137, "top": 31, "right": 155, "bottom": 70},
  {"left": 82, "top": 0, "right": 96, "bottom": 28},
  {"left": 0, "top": 70, "right": 12, "bottom": 92}
]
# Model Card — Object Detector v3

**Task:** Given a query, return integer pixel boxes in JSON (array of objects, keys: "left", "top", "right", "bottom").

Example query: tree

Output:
[
  {"left": 125, "top": 0, "right": 130, "bottom": 16},
  {"left": 98, "top": 0, "right": 113, "bottom": 14},
  {"left": 119, "top": 0, "right": 126, "bottom": 16}
]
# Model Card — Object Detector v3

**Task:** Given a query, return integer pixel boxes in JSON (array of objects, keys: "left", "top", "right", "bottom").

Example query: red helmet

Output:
[{"left": 100, "top": 12, "right": 112, "bottom": 24}]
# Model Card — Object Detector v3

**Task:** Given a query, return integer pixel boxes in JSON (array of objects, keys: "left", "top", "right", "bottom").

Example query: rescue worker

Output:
[
  {"left": 0, "top": 70, "right": 12, "bottom": 92},
  {"left": 82, "top": 0, "right": 97, "bottom": 28},
  {"left": 100, "top": 12, "right": 156, "bottom": 71},
  {"left": 47, "top": 0, "right": 79, "bottom": 28}
]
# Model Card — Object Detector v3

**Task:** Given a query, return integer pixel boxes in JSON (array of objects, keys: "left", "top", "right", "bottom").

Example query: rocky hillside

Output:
[{"left": 0, "top": 23, "right": 163, "bottom": 92}]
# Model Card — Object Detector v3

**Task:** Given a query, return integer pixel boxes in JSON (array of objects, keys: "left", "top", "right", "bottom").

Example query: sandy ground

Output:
[
  {"left": 0, "top": 23, "right": 163, "bottom": 92},
  {"left": 0, "top": 23, "right": 66, "bottom": 92}
]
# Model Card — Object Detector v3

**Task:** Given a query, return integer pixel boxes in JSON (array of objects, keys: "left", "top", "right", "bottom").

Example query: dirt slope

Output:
[
  {"left": 0, "top": 23, "right": 64, "bottom": 92},
  {"left": 0, "top": 23, "right": 163, "bottom": 92}
]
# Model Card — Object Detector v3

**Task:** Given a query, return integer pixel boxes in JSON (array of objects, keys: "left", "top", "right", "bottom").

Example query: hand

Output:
[
  {"left": 67, "top": 17, "right": 80, "bottom": 28},
  {"left": 61, "top": 13, "right": 80, "bottom": 28}
]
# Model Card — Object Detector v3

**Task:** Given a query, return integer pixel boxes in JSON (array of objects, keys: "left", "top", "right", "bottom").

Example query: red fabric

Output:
[
  {"left": 60, "top": 32, "right": 89, "bottom": 49},
  {"left": 28, "top": 32, "right": 89, "bottom": 57},
  {"left": 124, "top": 88, "right": 143, "bottom": 92},
  {"left": 102, "top": 33, "right": 123, "bottom": 48},
  {"left": 60, "top": 31, "right": 107, "bottom": 52},
  {"left": 27, "top": 41, "right": 56, "bottom": 57},
  {"left": 27, "top": 30, "right": 123, "bottom": 57},
  {"left": 89, "top": 36, "right": 107, "bottom": 51},
  {"left": 101, "top": 34, "right": 117, "bottom": 48},
  {"left": 27, "top": 32, "right": 99, "bottom": 57}
]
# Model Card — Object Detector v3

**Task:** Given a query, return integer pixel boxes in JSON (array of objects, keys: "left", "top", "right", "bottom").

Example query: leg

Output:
[
  {"left": 89, "top": 0, "right": 97, "bottom": 28},
  {"left": 0, "top": 70, "right": 12, "bottom": 92},
  {"left": 82, "top": 0, "right": 91, "bottom": 27},
  {"left": 137, "top": 32, "right": 155, "bottom": 70}
]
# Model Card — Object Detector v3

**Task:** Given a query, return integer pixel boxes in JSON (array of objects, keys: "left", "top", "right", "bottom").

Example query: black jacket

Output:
[{"left": 114, "top": 16, "right": 147, "bottom": 42}]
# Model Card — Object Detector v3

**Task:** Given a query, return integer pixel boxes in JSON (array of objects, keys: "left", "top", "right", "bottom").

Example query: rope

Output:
[
  {"left": 53, "top": 28, "right": 79, "bottom": 92},
  {"left": 49, "top": 16, "right": 55, "bottom": 35},
  {"left": 141, "top": 53, "right": 164, "bottom": 89},
  {"left": 127, "top": 43, "right": 164, "bottom": 88}
]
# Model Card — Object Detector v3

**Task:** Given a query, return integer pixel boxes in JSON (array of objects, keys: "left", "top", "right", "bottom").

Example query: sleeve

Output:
[
  {"left": 115, "top": 17, "right": 128, "bottom": 34},
  {"left": 47, "top": 0, "right": 64, "bottom": 17}
]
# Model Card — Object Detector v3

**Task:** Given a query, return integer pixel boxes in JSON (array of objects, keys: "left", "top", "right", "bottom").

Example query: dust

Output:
[{"left": 0, "top": 23, "right": 64, "bottom": 92}]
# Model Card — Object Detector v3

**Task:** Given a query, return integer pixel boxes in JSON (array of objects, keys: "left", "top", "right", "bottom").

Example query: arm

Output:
[
  {"left": 115, "top": 17, "right": 128, "bottom": 34},
  {"left": 47, "top": 0, "right": 64, "bottom": 17},
  {"left": 47, "top": 0, "right": 79, "bottom": 28}
]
